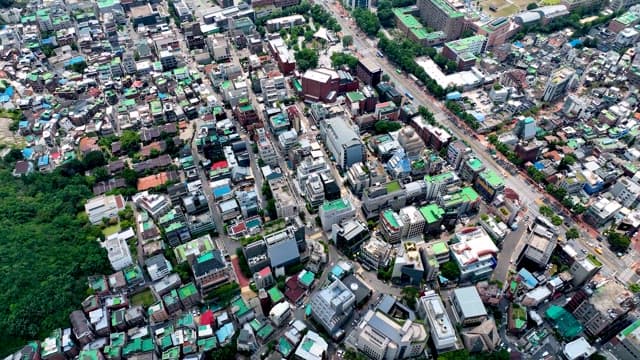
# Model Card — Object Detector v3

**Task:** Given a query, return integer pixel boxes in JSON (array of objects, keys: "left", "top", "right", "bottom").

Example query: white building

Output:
[
  {"left": 352, "top": 309, "right": 428, "bottom": 360},
  {"left": 319, "top": 199, "right": 356, "bottom": 232},
  {"left": 294, "top": 331, "right": 328, "bottom": 360},
  {"left": 418, "top": 291, "right": 458, "bottom": 351},
  {"left": 450, "top": 227, "right": 498, "bottom": 282},
  {"left": 85, "top": 194, "right": 126, "bottom": 225},
  {"left": 563, "top": 337, "right": 596, "bottom": 360},
  {"left": 399, "top": 206, "right": 425, "bottom": 240},
  {"left": 103, "top": 228, "right": 135, "bottom": 271},
  {"left": 269, "top": 302, "right": 292, "bottom": 327},
  {"left": 310, "top": 280, "right": 355, "bottom": 335},
  {"left": 132, "top": 191, "right": 171, "bottom": 220},
  {"left": 583, "top": 197, "right": 623, "bottom": 228}
]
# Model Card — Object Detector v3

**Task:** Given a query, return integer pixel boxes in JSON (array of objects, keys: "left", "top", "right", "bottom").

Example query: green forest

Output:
[{"left": 0, "top": 164, "right": 111, "bottom": 354}]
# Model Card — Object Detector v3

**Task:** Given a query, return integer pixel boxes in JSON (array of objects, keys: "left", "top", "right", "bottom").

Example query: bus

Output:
[
  {"left": 405, "top": 92, "right": 414, "bottom": 100},
  {"left": 408, "top": 74, "right": 418, "bottom": 82}
]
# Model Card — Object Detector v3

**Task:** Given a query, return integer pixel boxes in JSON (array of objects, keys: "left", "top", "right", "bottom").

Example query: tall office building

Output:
[{"left": 417, "top": 0, "right": 465, "bottom": 40}]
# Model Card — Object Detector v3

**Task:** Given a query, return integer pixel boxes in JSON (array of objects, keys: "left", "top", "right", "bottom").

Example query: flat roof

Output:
[
  {"left": 479, "top": 169, "right": 504, "bottom": 188},
  {"left": 420, "top": 204, "right": 445, "bottom": 224},
  {"left": 430, "top": 0, "right": 464, "bottom": 18},
  {"left": 321, "top": 198, "right": 351, "bottom": 213},
  {"left": 453, "top": 287, "right": 487, "bottom": 318}
]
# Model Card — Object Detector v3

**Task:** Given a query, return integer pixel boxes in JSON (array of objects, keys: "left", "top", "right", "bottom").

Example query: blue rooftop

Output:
[
  {"left": 533, "top": 161, "right": 545, "bottom": 170},
  {"left": 216, "top": 323, "right": 235, "bottom": 344},
  {"left": 22, "top": 148, "right": 33, "bottom": 160},
  {"left": 213, "top": 185, "right": 232, "bottom": 198},
  {"left": 514, "top": 41, "right": 524, "bottom": 48},
  {"left": 518, "top": 268, "right": 538, "bottom": 289},
  {"left": 331, "top": 265, "right": 345, "bottom": 279},
  {"left": 38, "top": 155, "right": 49, "bottom": 167},
  {"left": 568, "top": 39, "right": 582, "bottom": 47},
  {"left": 0, "top": 86, "right": 14, "bottom": 102}
]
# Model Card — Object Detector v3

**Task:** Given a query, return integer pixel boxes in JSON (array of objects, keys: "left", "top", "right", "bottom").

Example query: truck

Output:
[
  {"left": 376, "top": 50, "right": 384, "bottom": 57},
  {"left": 408, "top": 74, "right": 418, "bottom": 82}
]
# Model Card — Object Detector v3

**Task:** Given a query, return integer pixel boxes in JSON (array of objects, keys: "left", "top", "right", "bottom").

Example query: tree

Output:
[
  {"left": 445, "top": 60, "right": 458, "bottom": 73},
  {"left": 352, "top": 8, "right": 380, "bottom": 36},
  {"left": 93, "top": 167, "right": 110, "bottom": 182},
  {"left": 342, "top": 35, "right": 353, "bottom": 47},
  {"left": 607, "top": 231, "right": 631, "bottom": 252},
  {"left": 120, "top": 130, "right": 141, "bottom": 155},
  {"left": 374, "top": 120, "right": 402, "bottom": 134},
  {"left": 401, "top": 286, "right": 419, "bottom": 310},
  {"left": 526, "top": 2, "right": 539, "bottom": 10},
  {"left": 441, "top": 261, "right": 460, "bottom": 280},
  {"left": 0, "top": 169, "right": 110, "bottom": 349},
  {"left": 304, "top": 30, "right": 314, "bottom": 42},
  {"left": 629, "top": 284, "right": 640, "bottom": 293},
  {"left": 377, "top": 6, "right": 395, "bottom": 28},
  {"left": 3, "top": 148, "right": 23, "bottom": 164},
  {"left": 331, "top": 52, "right": 359, "bottom": 68},
  {"left": 294, "top": 48, "right": 319, "bottom": 72},
  {"left": 566, "top": 227, "right": 580, "bottom": 240},
  {"left": 82, "top": 150, "right": 106, "bottom": 170}
]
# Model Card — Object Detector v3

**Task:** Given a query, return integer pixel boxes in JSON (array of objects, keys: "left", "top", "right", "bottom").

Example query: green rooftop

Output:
[
  {"left": 430, "top": 0, "right": 464, "bottom": 18},
  {"left": 257, "top": 324, "right": 274, "bottom": 339},
  {"left": 467, "top": 158, "right": 484, "bottom": 171},
  {"left": 163, "top": 290, "right": 179, "bottom": 305},
  {"left": 393, "top": 8, "right": 423, "bottom": 29},
  {"left": 79, "top": 350, "right": 101, "bottom": 360},
  {"left": 162, "top": 347, "right": 180, "bottom": 360},
  {"left": 479, "top": 169, "right": 504, "bottom": 189},
  {"left": 444, "top": 187, "right": 480, "bottom": 207},
  {"left": 615, "top": 11, "right": 639, "bottom": 26},
  {"left": 268, "top": 287, "right": 284, "bottom": 303},
  {"left": 446, "top": 35, "right": 486, "bottom": 54},
  {"left": 302, "top": 338, "right": 315, "bottom": 352},
  {"left": 420, "top": 204, "right": 445, "bottom": 224},
  {"left": 431, "top": 241, "right": 448, "bottom": 255},
  {"left": 424, "top": 171, "right": 454, "bottom": 184},
  {"left": 231, "top": 297, "right": 251, "bottom": 317},
  {"left": 110, "top": 332, "right": 126, "bottom": 347},
  {"left": 321, "top": 198, "right": 351, "bottom": 213},
  {"left": 386, "top": 180, "right": 402, "bottom": 193},
  {"left": 299, "top": 270, "right": 315, "bottom": 287},
  {"left": 621, "top": 319, "right": 640, "bottom": 337},
  {"left": 346, "top": 91, "right": 366, "bottom": 102},
  {"left": 411, "top": 27, "right": 431, "bottom": 40},
  {"left": 178, "top": 282, "right": 198, "bottom": 300},
  {"left": 278, "top": 337, "right": 293, "bottom": 356},
  {"left": 197, "top": 337, "right": 217, "bottom": 351},
  {"left": 382, "top": 209, "right": 400, "bottom": 229}
]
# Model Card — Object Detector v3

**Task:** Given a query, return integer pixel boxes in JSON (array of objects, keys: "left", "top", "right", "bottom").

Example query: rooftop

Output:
[
  {"left": 479, "top": 169, "right": 504, "bottom": 189},
  {"left": 420, "top": 204, "right": 445, "bottom": 224},
  {"left": 321, "top": 198, "right": 352, "bottom": 213},
  {"left": 386, "top": 180, "right": 402, "bottom": 193},
  {"left": 430, "top": 0, "right": 464, "bottom": 18}
]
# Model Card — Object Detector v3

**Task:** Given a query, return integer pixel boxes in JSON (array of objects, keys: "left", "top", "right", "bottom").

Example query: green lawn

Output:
[
  {"left": 102, "top": 223, "right": 121, "bottom": 236},
  {"left": 131, "top": 289, "right": 155, "bottom": 307}
]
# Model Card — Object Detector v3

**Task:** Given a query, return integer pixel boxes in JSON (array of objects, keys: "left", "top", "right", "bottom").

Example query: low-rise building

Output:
[
  {"left": 450, "top": 287, "right": 488, "bottom": 326},
  {"left": 319, "top": 198, "right": 356, "bottom": 232},
  {"left": 310, "top": 280, "right": 355, "bottom": 336},
  {"left": 418, "top": 291, "right": 458, "bottom": 351},
  {"left": 450, "top": 227, "right": 498, "bottom": 282},
  {"left": 85, "top": 194, "right": 126, "bottom": 225},
  {"left": 352, "top": 309, "right": 428, "bottom": 360}
]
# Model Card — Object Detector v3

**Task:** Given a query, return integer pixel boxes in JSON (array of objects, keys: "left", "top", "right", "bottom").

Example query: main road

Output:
[{"left": 320, "top": 0, "right": 625, "bottom": 275}]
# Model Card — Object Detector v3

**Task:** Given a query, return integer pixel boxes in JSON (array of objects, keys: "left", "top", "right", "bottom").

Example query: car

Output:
[{"left": 581, "top": 249, "right": 587, "bottom": 254}]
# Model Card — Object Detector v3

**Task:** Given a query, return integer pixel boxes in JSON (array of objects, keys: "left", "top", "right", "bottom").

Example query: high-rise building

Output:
[
  {"left": 417, "top": 0, "right": 465, "bottom": 40},
  {"left": 542, "top": 67, "right": 576, "bottom": 102},
  {"left": 514, "top": 117, "right": 537, "bottom": 140},
  {"left": 319, "top": 117, "right": 365, "bottom": 171}
]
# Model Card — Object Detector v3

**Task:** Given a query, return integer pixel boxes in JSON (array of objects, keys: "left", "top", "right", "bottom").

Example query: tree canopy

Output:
[
  {"left": 331, "top": 53, "right": 359, "bottom": 69},
  {"left": 0, "top": 168, "right": 110, "bottom": 353},
  {"left": 295, "top": 48, "right": 319, "bottom": 72},
  {"left": 352, "top": 8, "right": 380, "bottom": 36},
  {"left": 374, "top": 120, "right": 402, "bottom": 134},
  {"left": 441, "top": 261, "right": 460, "bottom": 280}
]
